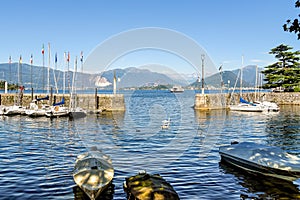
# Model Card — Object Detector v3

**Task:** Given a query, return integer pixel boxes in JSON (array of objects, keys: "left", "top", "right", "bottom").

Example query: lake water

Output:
[{"left": 1, "top": 90, "right": 300, "bottom": 199}]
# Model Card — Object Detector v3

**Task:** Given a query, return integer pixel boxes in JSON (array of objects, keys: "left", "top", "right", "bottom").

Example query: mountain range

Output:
[{"left": 0, "top": 63, "right": 263, "bottom": 90}]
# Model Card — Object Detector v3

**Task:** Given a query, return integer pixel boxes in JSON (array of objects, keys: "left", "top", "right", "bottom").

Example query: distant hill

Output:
[
  {"left": 190, "top": 65, "right": 264, "bottom": 88},
  {"left": 101, "top": 67, "right": 186, "bottom": 88},
  {"left": 232, "top": 65, "right": 264, "bottom": 86},
  {"left": 0, "top": 63, "right": 263, "bottom": 90}
]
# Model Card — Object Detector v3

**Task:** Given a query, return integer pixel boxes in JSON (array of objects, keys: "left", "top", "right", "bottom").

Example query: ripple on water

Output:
[{"left": 1, "top": 94, "right": 300, "bottom": 199}]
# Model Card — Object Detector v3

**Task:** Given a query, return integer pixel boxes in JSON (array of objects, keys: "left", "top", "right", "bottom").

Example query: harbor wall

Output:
[
  {"left": 0, "top": 93, "right": 125, "bottom": 112},
  {"left": 194, "top": 92, "right": 300, "bottom": 110}
]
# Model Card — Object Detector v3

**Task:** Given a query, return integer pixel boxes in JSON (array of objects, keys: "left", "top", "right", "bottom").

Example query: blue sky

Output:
[{"left": 1, "top": 0, "right": 299, "bottom": 75}]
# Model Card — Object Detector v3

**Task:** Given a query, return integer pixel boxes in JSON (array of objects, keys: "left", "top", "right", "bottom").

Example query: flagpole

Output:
[
  {"left": 42, "top": 44, "right": 45, "bottom": 93},
  {"left": 80, "top": 51, "right": 83, "bottom": 92},
  {"left": 18, "top": 55, "right": 22, "bottom": 86},
  {"left": 201, "top": 54, "right": 205, "bottom": 95},
  {"left": 30, "top": 54, "right": 33, "bottom": 89},
  {"left": 67, "top": 52, "right": 70, "bottom": 94},
  {"left": 54, "top": 52, "right": 58, "bottom": 94},
  {"left": 9, "top": 56, "right": 11, "bottom": 84},
  {"left": 63, "top": 52, "right": 66, "bottom": 95},
  {"left": 47, "top": 43, "right": 51, "bottom": 94}
]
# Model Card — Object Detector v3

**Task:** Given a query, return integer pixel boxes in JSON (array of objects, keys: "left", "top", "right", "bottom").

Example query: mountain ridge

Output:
[{"left": 0, "top": 63, "right": 262, "bottom": 89}]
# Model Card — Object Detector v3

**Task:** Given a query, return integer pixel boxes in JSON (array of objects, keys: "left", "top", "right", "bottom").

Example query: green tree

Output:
[
  {"left": 283, "top": 0, "right": 300, "bottom": 39},
  {"left": 261, "top": 44, "right": 300, "bottom": 90}
]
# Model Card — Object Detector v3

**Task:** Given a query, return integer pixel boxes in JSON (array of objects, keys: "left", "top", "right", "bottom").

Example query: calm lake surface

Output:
[{"left": 1, "top": 90, "right": 300, "bottom": 200}]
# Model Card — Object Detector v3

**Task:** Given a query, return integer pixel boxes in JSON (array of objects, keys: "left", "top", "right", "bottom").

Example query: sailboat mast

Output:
[
  {"left": 30, "top": 54, "right": 33, "bottom": 89},
  {"left": 255, "top": 65, "right": 258, "bottom": 101},
  {"left": 47, "top": 43, "right": 51, "bottom": 94},
  {"left": 9, "top": 56, "right": 11, "bottom": 84},
  {"left": 240, "top": 56, "right": 243, "bottom": 96},
  {"left": 54, "top": 52, "right": 58, "bottom": 94},
  {"left": 80, "top": 51, "right": 83, "bottom": 91},
  {"left": 42, "top": 44, "right": 45, "bottom": 92},
  {"left": 72, "top": 56, "right": 77, "bottom": 94},
  {"left": 67, "top": 52, "right": 70, "bottom": 93}
]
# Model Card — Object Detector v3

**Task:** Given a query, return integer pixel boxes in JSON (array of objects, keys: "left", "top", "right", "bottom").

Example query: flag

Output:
[
  {"left": 19, "top": 55, "right": 22, "bottom": 64},
  {"left": 219, "top": 64, "right": 223, "bottom": 71},
  {"left": 55, "top": 52, "right": 57, "bottom": 63},
  {"left": 9, "top": 56, "right": 11, "bottom": 64},
  {"left": 80, "top": 51, "right": 83, "bottom": 62},
  {"left": 30, "top": 54, "right": 33, "bottom": 64},
  {"left": 42, "top": 44, "right": 44, "bottom": 55},
  {"left": 67, "top": 52, "right": 70, "bottom": 62}
]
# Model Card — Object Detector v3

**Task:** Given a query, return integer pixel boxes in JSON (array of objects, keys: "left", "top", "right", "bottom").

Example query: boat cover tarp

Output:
[
  {"left": 220, "top": 142, "right": 300, "bottom": 172},
  {"left": 239, "top": 97, "right": 256, "bottom": 105},
  {"left": 124, "top": 172, "right": 179, "bottom": 200},
  {"left": 37, "top": 95, "right": 49, "bottom": 101},
  {"left": 53, "top": 97, "right": 65, "bottom": 106}
]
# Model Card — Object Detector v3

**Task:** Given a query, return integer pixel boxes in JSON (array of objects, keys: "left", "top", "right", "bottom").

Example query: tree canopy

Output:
[
  {"left": 283, "top": 0, "right": 300, "bottom": 39},
  {"left": 261, "top": 44, "right": 300, "bottom": 90}
]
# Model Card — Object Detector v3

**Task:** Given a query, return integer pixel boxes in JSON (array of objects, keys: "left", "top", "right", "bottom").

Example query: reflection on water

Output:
[
  {"left": 219, "top": 162, "right": 300, "bottom": 199},
  {"left": 73, "top": 183, "right": 115, "bottom": 200}
]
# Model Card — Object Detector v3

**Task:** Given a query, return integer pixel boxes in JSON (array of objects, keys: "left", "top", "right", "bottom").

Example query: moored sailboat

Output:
[
  {"left": 25, "top": 95, "right": 50, "bottom": 117},
  {"left": 45, "top": 97, "right": 69, "bottom": 118},
  {"left": 69, "top": 56, "right": 87, "bottom": 119}
]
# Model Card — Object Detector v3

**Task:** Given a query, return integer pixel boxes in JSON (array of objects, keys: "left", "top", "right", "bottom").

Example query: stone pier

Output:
[
  {"left": 194, "top": 92, "right": 300, "bottom": 110},
  {"left": 0, "top": 92, "right": 125, "bottom": 112}
]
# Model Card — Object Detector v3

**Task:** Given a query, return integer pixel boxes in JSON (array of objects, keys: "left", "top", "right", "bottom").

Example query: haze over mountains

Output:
[{"left": 0, "top": 63, "right": 262, "bottom": 90}]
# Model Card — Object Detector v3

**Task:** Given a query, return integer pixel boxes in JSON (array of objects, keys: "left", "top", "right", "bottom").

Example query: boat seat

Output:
[{"left": 91, "top": 166, "right": 98, "bottom": 170}]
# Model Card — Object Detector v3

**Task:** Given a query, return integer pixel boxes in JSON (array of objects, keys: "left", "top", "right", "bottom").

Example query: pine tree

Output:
[{"left": 261, "top": 44, "right": 300, "bottom": 90}]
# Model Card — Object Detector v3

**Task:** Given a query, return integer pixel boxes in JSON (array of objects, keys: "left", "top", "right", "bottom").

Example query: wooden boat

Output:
[
  {"left": 123, "top": 171, "right": 179, "bottom": 200},
  {"left": 219, "top": 142, "right": 300, "bottom": 182},
  {"left": 73, "top": 147, "right": 114, "bottom": 200}
]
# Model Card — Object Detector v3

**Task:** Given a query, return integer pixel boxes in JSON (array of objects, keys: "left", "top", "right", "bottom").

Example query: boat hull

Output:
[
  {"left": 229, "top": 104, "right": 263, "bottom": 112},
  {"left": 219, "top": 142, "right": 300, "bottom": 182},
  {"left": 73, "top": 148, "right": 114, "bottom": 200}
]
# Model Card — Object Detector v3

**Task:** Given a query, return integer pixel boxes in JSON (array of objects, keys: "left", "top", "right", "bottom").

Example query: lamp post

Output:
[{"left": 201, "top": 54, "right": 205, "bottom": 95}]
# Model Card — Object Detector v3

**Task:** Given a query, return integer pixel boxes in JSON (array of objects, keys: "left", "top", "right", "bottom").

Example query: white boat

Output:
[
  {"left": 0, "top": 105, "right": 7, "bottom": 115},
  {"left": 161, "top": 118, "right": 171, "bottom": 129},
  {"left": 170, "top": 86, "right": 184, "bottom": 93},
  {"left": 25, "top": 96, "right": 50, "bottom": 117},
  {"left": 3, "top": 105, "right": 26, "bottom": 115},
  {"left": 73, "top": 147, "right": 114, "bottom": 200},
  {"left": 229, "top": 97, "right": 264, "bottom": 112},
  {"left": 253, "top": 100, "right": 280, "bottom": 112},
  {"left": 45, "top": 97, "right": 69, "bottom": 118},
  {"left": 219, "top": 142, "right": 300, "bottom": 182}
]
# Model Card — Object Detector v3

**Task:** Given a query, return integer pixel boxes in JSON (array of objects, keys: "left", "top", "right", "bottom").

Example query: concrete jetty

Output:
[
  {"left": 0, "top": 91, "right": 125, "bottom": 113},
  {"left": 194, "top": 92, "right": 300, "bottom": 110}
]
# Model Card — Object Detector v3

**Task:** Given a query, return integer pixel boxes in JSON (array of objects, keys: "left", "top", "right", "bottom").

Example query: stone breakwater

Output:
[
  {"left": 194, "top": 92, "right": 300, "bottom": 110},
  {"left": 0, "top": 93, "right": 125, "bottom": 112}
]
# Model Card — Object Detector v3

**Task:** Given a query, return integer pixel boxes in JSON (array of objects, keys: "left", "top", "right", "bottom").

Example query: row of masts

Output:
[{"left": 7, "top": 43, "right": 84, "bottom": 95}]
